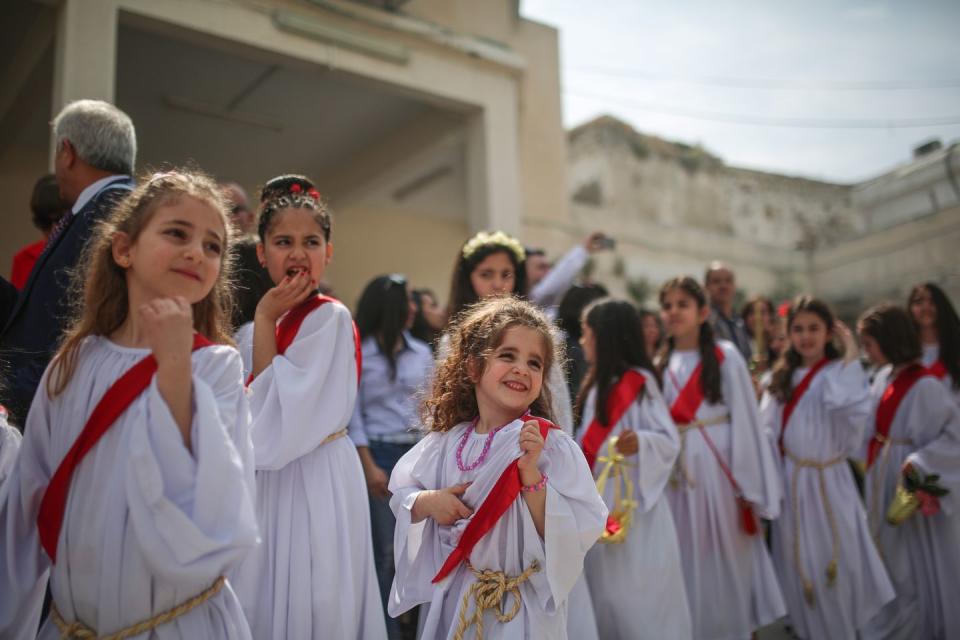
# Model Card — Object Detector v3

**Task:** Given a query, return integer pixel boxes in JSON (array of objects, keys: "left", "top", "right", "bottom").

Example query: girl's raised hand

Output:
[
  {"left": 517, "top": 420, "right": 545, "bottom": 474},
  {"left": 139, "top": 296, "right": 194, "bottom": 367},
  {"left": 834, "top": 320, "right": 860, "bottom": 363},
  {"left": 256, "top": 271, "right": 315, "bottom": 323}
]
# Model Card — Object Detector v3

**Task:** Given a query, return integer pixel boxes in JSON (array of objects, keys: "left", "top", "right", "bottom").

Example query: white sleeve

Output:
[
  {"left": 721, "top": 343, "right": 783, "bottom": 519},
  {"left": 0, "top": 377, "right": 54, "bottom": 639},
  {"left": 821, "top": 361, "right": 872, "bottom": 456},
  {"left": 627, "top": 382, "right": 682, "bottom": 512},
  {"left": 528, "top": 431, "right": 608, "bottom": 612},
  {"left": 387, "top": 434, "right": 446, "bottom": 616},
  {"left": 0, "top": 422, "right": 22, "bottom": 487},
  {"left": 248, "top": 302, "right": 359, "bottom": 469},
  {"left": 904, "top": 380, "right": 960, "bottom": 516},
  {"left": 530, "top": 245, "right": 589, "bottom": 307},
  {"left": 125, "top": 346, "right": 259, "bottom": 583}
]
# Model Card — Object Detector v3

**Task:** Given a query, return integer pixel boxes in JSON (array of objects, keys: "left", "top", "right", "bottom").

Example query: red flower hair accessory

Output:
[
  {"left": 290, "top": 183, "right": 302, "bottom": 194},
  {"left": 308, "top": 188, "right": 320, "bottom": 200}
]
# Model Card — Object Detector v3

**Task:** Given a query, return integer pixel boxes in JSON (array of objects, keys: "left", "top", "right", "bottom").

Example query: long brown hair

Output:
[
  {"left": 656, "top": 276, "right": 723, "bottom": 404},
  {"left": 768, "top": 295, "right": 841, "bottom": 402},
  {"left": 47, "top": 170, "right": 236, "bottom": 397},
  {"left": 424, "top": 297, "right": 559, "bottom": 432},
  {"left": 858, "top": 304, "right": 921, "bottom": 366}
]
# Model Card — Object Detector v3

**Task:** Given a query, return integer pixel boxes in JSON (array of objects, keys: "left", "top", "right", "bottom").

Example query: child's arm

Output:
[
  {"left": 411, "top": 483, "right": 473, "bottom": 524},
  {"left": 250, "top": 271, "right": 314, "bottom": 380},
  {"left": 141, "top": 296, "right": 196, "bottom": 451},
  {"left": 518, "top": 420, "right": 547, "bottom": 537}
]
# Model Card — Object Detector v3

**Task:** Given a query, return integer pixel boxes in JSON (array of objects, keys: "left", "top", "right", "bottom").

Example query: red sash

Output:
[
  {"left": 247, "top": 294, "right": 362, "bottom": 386},
  {"left": 928, "top": 359, "right": 948, "bottom": 380},
  {"left": 432, "top": 413, "right": 557, "bottom": 584},
  {"left": 669, "top": 346, "right": 725, "bottom": 424},
  {"left": 580, "top": 370, "right": 646, "bottom": 470},
  {"left": 866, "top": 363, "right": 929, "bottom": 469},
  {"left": 37, "top": 333, "right": 213, "bottom": 562},
  {"left": 779, "top": 358, "right": 831, "bottom": 454}
]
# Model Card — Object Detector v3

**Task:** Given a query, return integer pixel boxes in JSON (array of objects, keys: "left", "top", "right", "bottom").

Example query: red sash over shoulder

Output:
[
  {"left": 866, "top": 363, "right": 929, "bottom": 469},
  {"left": 928, "top": 359, "right": 948, "bottom": 380},
  {"left": 432, "top": 413, "right": 557, "bottom": 584},
  {"left": 247, "top": 294, "right": 362, "bottom": 386},
  {"left": 669, "top": 346, "right": 725, "bottom": 425},
  {"left": 37, "top": 333, "right": 213, "bottom": 562},
  {"left": 779, "top": 358, "right": 831, "bottom": 454},
  {"left": 580, "top": 370, "right": 646, "bottom": 470}
]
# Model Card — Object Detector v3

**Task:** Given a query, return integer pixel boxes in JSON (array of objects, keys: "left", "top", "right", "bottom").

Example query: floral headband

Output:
[{"left": 461, "top": 230, "right": 525, "bottom": 263}]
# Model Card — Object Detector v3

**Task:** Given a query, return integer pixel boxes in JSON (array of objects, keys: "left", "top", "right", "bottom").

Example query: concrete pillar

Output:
[
  {"left": 465, "top": 94, "right": 521, "bottom": 235},
  {"left": 52, "top": 0, "right": 119, "bottom": 113}
]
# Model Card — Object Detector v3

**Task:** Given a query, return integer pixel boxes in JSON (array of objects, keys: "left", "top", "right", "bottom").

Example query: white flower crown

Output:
[{"left": 461, "top": 230, "right": 525, "bottom": 263}]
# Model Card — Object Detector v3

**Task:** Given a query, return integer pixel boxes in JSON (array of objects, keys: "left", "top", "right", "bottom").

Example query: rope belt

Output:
[
  {"left": 869, "top": 435, "right": 915, "bottom": 542},
  {"left": 671, "top": 414, "right": 730, "bottom": 488},
  {"left": 784, "top": 450, "right": 845, "bottom": 607},
  {"left": 322, "top": 428, "right": 348, "bottom": 446},
  {"left": 453, "top": 561, "right": 540, "bottom": 640},
  {"left": 51, "top": 576, "right": 225, "bottom": 640}
]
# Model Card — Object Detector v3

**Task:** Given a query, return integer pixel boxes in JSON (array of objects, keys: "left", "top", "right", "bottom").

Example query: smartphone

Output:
[{"left": 597, "top": 235, "right": 616, "bottom": 250}]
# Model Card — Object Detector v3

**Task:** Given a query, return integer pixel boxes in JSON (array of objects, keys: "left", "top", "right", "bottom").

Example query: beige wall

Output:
[
  {"left": 327, "top": 203, "right": 468, "bottom": 309},
  {"left": 0, "top": 145, "right": 49, "bottom": 279}
]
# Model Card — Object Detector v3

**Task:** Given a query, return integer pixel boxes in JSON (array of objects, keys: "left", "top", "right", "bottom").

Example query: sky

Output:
[{"left": 521, "top": 0, "right": 960, "bottom": 184}]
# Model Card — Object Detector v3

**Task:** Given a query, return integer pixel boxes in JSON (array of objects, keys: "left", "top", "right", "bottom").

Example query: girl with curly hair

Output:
[{"left": 388, "top": 296, "right": 606, "bottom": 639}]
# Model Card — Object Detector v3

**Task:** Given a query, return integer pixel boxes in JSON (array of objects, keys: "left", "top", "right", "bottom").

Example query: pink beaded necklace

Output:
[{"left": 456, "top": 416, "right": 510, "bottom": 472}]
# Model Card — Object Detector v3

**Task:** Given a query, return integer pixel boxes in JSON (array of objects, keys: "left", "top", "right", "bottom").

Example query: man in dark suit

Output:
[{"left": 0, "top": 100, "right": 136, "bottom": 427}]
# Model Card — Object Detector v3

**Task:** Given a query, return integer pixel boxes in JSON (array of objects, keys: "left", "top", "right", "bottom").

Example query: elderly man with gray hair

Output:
[{"left": 0, "top": 100, "right": 136, "bottom": 427}]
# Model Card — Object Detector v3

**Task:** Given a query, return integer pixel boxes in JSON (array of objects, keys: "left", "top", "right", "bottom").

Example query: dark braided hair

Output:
[
  {"left": 574, "top": 298, "right": 657, "bottom": 428},
  {"left": 257, "top": 174, "right": 331, "bottom": 241},
  {"left": 656, "top": 276, "right": 723, "bottom": 404}
]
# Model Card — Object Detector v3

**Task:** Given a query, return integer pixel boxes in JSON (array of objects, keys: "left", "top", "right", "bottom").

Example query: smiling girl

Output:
[
  {"left": 857, "top": 304, "right": 960, "bottom": 640},
  {"left": 230, "top": 175, "right": 386, "bottom": 639},
  {"left": 760, "top": 296, "right": 893, "bottom": 639},
  {"left": 388, "top": 297, "right": 606, "bottom": 639},
  {"left": 0, "top": 171, "right": 258, "bottom": 639},
  {"left": 656, "top": 276, "right": 784, "bottom": 640}
]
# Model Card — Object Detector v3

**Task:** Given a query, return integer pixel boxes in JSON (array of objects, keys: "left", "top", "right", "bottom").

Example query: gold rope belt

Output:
[
  {"left": 322, "top": 428, "right": 348, "bottom": 446},
  {"left": 453, "top": 561, "right": 540, "bottom": 640},
  {"left": 784, "top": 450, "right": 845, "bottom": 607},
  {"left": 671, "top": 414, "right": 731, "bottom": 488},
  {"left": 51, "top": 576, "right": 225, "bottom": 640}
]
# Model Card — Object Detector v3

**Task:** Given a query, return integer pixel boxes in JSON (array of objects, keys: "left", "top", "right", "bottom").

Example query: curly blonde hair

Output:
[
  {"left": 47, "top": 170, "right": 236, "bottom": 397},
  {"left": 424, "top": 296, "right": 561, "bottom": 432}
]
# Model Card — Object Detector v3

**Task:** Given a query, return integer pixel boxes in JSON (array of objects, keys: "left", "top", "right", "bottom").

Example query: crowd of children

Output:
[{"left": 0, "top": 167, "right": 957, "bottom": 640}]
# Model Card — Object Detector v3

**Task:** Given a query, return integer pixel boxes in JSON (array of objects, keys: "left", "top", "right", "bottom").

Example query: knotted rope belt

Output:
[
  {"left": 51, "top": 576, "right": 225, "bottom": 639},
  {"left": 784, "top": 450, "right": 845, "bottom": 607},
  {"left": 671, "top": 414, "right": 731, "bottom": 488},
  {"left": 322, "top": 428, "right": 348, "bottom": 446},
  {"left": 453, "top": 561, "right": 540, "bottom": 640}
]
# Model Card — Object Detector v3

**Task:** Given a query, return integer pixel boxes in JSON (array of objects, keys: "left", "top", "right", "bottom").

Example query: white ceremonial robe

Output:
[
  {"left": 663, "top": 341, "right": 786, "bottom": 640},
  {"left": 0, "top": 337, "right": 259, "bottom": 639},
  {"left": 922, "top": 343, "right": 960, "bottom": 408},
  {"left": 0, "top": 414, "right": 21, "bottom": 488},
  {"left": 760, "top": 360, "right": 893, "bottom": 639},
  {"left": 231, "top": 302, "right": 387, "bottom": 640},
  {"left": 578, "top": 367, "right": 692, "bottom": 640},
  {"left": 861, "top": 366, "right": 960, "bottom": 640},
  {"left": 388, "top": 418, "right": 607, "bottom": 639}
]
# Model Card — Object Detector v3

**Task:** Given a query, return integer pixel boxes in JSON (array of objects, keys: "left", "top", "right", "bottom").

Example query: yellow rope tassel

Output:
[
  {"left": 453, "top": 561, "right": 540, "bottom": 640},
  {"left": 51, "top": 576, "right": 225, "bottom": 640},
  {"left": 596, "top": 437, "right": 637, "bottom": 544},
  {"left": 786, "top": 450, "right": 845, "bottom": 609}
]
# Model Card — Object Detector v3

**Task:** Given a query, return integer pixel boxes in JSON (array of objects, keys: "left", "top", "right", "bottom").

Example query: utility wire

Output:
[
  {"left": 566, "top": 88, "right": 960, "bottom": 129},
  {"left": 568, "top": 66, "right": 960, "bottom": 91}
]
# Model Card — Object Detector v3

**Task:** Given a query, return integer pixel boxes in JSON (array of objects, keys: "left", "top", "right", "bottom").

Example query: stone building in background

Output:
[{"left": 564, "top": 115, "right": 960, "bottom": 316}]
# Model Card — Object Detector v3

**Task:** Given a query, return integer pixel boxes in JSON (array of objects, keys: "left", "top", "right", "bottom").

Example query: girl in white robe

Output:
[
  {"left": 908, "top": 282, "right": 960, "bottom": 407},
  {"left": 576, "top": 299, "right": 691, "bottom": 640},
  {"left": 759, "top": 297, "right": 893, "bottom": 639},
  {"left": 857, "top": 304, "right": 960, "bottom": 640},
  {"left": 0, "top": 406, "right": 21, "bottom": 487},
  {"left": 228, "top": 175, "right": 386, "bottom": 639},
  {"left": 657, "top": 276, "right": 785, "bottom": 640},
  {"left": 389, "top": 297, "right": 607, "bottom": 639},
  {"left": 0, "top": 172, "right": 259, "bottom": 639}
]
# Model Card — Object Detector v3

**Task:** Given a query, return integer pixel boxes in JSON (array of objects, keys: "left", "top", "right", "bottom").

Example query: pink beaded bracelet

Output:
[{"left": 521, "top": 473, "right": 548, "bottom": 493}]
